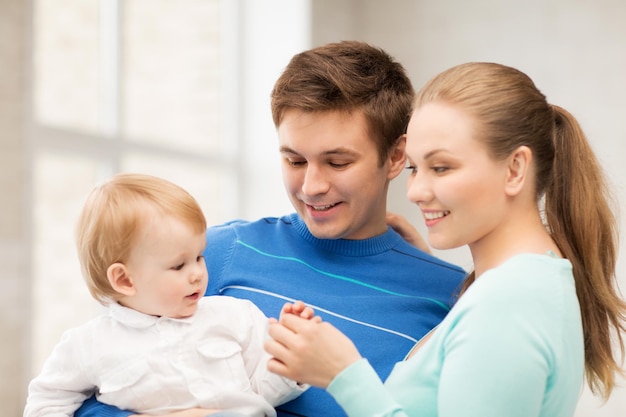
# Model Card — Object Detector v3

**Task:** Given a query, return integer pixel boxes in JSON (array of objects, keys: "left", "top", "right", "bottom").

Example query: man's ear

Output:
[
  {"left": 107, "top": 263, "right": 136, "bottom": 296},
  {"left": 504, "top": 145, "right": 532, "bottom": 197},
  {"left": 387, "top": 134, "right": 407, "bottom": 180}
]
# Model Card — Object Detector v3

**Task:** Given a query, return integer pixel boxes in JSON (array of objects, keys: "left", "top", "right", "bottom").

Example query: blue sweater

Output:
[{"left": 75, "top": 214, "right": 465, "bottom": 417}]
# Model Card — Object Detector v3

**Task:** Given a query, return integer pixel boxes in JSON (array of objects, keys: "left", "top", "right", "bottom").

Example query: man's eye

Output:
[
  {"left": 287, "top": 159, "right": 306, "bottom": 167},
  {"left": 328, "top": 158, "right": 352, "bottom": 168},
  {"left": 405, "top": 165, "right": 417, "bottom": 174}
]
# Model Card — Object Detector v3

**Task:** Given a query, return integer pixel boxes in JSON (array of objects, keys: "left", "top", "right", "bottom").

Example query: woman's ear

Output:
[
  {"left": 504, "top": 145, "right": 532, "bottom": 197},
  {"left": 387, "top": 134, "right": 407, "bottom": 180},
  {"left": 107, "top": 263, "right": 136, "bottom": 296}
]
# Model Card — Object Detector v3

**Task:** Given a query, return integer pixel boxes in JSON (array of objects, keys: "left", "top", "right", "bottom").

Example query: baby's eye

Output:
[
  {"left": 196, "top": 255, "right": 204, "bottom": 263},
  {"left": 172, "top": 263, "right": 185, "bottom": 271}
]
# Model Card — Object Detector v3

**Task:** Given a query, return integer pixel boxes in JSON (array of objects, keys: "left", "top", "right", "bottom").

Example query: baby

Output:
[{"left": 24, "top": 173, "right": 306, "bottom": 417}]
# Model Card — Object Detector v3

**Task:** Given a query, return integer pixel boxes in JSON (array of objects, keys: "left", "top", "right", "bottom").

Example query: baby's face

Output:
[{"left": 122, "top": 214, "right": 208, "bottom": 319}]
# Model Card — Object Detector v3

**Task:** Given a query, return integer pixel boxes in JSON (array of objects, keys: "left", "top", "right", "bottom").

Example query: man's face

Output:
[{"left": 278, "top": 109, "right": 404, "bottom": 240}]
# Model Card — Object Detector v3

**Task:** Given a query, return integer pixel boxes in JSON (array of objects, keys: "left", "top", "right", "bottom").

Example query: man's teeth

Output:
[
  {"left": 424, "top": 211, "right": 450, "bottom": 220},
  {"left": 312, "top": 203, "right": 336, "bottom": 211}
]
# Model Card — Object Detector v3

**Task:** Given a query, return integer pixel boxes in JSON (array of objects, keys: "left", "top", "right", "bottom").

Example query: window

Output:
[{"left": 30, "top": 0, "right": 238, "bottom": 370}]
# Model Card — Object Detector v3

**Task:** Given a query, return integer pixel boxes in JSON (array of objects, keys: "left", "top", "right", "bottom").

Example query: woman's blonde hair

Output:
[
  {"left": 75, "top": 173, "right": 206, "bottom": 304},
  {"left": 415, "top": 62, "right": 625, "bottom": 399}
]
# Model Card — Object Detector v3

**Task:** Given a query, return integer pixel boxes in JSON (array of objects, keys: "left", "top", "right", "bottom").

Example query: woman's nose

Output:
[{"left": 406, "top": 172, "right": 432, "bottom": 204}]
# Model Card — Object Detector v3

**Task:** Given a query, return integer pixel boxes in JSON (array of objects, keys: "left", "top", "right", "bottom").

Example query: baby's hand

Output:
[{"left": 280, "top": 301, "right": 321, "bottom": 322}]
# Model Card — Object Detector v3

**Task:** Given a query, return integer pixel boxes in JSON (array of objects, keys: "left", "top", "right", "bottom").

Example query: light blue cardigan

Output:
[{"left": 328, "top": 253, "right": 584, "bottom": 417}]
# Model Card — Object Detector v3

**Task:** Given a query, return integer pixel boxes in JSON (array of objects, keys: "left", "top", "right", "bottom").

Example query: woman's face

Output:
[{"left": 405, "top": 101, "right": 510, "bottom": 250}]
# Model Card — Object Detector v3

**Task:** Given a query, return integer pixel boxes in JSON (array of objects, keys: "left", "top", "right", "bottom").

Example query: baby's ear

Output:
[{"left": 107, "top": 263, "right": 136, "bottom": 296}]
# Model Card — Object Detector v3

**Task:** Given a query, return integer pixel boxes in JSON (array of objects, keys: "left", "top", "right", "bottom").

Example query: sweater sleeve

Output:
[
  {"left": 327, "top": 359, "right": 408, "bottom": 417},
  {"left": 74, "top": 396, "right": 133, "bottom": 417}
]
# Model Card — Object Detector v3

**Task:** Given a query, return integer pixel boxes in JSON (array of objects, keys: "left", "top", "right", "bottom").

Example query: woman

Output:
[{"left": 265, "top": 62, "right": 626, "bottom": 417}]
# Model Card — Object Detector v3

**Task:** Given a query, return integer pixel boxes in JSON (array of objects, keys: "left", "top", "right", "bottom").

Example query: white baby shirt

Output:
[{"left": 25, "top": 296, "right": 304, "bottom": 417}]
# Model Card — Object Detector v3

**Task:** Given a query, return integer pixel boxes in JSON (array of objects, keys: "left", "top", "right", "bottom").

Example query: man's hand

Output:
[{"left": 386, "top": 212, "right": 431, "bottom": 254}]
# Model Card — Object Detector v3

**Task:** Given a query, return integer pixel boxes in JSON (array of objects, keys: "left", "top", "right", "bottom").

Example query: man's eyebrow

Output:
[
  {"left": 324, "top": 148, "right": 358, "bottom": 157},
  {"left": 279, "top": 146, "right": 358, "bottom": 157},
  {"left": 279, "top": 146, "right": 298, "bottom": 154}
]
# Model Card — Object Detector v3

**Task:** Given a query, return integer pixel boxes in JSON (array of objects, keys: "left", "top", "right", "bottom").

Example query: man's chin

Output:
[{"left": 303, "top": 221, "right": 344, "bottom": 240}]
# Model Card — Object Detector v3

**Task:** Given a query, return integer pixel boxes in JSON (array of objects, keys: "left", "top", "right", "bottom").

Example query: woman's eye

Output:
[{"left": 432, "top": 166, "right": 448, "bottom": 173}]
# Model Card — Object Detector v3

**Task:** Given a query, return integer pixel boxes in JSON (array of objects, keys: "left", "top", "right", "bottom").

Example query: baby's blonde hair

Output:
[{"left": 75, "top": 173, "right": 206, "bottom": 304}]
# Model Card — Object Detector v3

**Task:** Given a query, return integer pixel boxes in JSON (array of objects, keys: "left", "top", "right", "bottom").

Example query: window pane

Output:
[
  {"left": 123, "top": 0, "right": 222, "bottom": 154},
  {"left": 121, "top": 152, "right": 237, "bottom": 224},
  {"left": 33, "top": 0, "right": 101, "bottom": 133},
  {"left": 32, "top": 152, "right": 106, "bottom": 372}
]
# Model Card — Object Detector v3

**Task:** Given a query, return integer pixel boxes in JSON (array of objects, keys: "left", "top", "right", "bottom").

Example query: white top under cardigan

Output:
[{"left": 25, "top": 296, "right": 305, "bottom": 417}]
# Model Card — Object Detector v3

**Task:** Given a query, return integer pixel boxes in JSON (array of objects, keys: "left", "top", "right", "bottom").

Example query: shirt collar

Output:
[{"left": 108, "top": 302, "right": 197, "bottom": 328}]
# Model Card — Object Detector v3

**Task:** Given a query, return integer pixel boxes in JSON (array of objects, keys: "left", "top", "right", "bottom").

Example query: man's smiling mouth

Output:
[{"left": 310, "top": 203, "right": 338, "bottom": 211}]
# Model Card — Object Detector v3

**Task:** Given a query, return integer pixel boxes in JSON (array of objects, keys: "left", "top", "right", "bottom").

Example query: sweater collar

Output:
[{"left": 288, "top": 213, "right": 404, "bottom": 257}]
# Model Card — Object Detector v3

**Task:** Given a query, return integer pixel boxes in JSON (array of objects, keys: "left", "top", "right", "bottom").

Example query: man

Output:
[{"left": 76, "top": 41, "right": 465, "bottom": 417}]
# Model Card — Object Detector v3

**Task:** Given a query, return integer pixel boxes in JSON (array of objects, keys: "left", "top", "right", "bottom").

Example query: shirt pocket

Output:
[
  {"left": 195, "top": 341, "right": 251, "bottom": 393},
  {"left": 98, "top": 359, "right": 154, "bottom": 411}
]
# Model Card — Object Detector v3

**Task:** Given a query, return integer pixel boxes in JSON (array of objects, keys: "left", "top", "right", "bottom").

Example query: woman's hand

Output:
[
  {"left": 386, "top": 212, "right": 431, "bottom": 254},
  {"left": 265, "top": 313, "right": 362, "bottom": 388}
]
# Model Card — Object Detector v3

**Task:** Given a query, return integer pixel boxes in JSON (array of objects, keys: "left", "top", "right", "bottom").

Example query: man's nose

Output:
[{"left": 301, "top": 165, "right": 330, "bottom": 196}]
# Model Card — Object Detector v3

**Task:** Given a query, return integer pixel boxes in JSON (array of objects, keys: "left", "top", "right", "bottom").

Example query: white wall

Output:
[
  {"left": 237, "top": 0, "right": 311, "bottom": 219},
  {"left": 1, "top": 0, "right": 30, "bottom": 415},
  {"left": 311, "top": 1, "right": 626, "bottom": 415}
]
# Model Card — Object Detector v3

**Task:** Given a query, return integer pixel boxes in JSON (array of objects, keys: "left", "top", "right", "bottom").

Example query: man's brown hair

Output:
[{"left": 271, "top": 41, "right": 414, "bottom": 165}]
